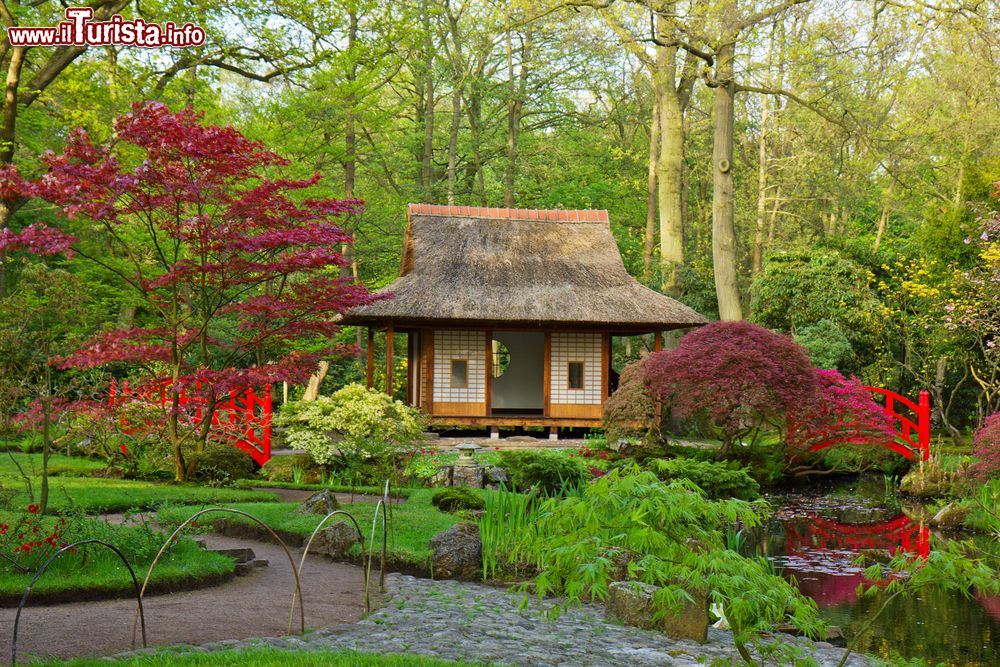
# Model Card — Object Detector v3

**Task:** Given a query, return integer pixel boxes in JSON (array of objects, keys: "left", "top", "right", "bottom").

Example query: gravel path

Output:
[
  {"left": 113, "top": 574, "right": 869, "bottom": 667},
  {"left": 0, "top": 533, "right": 370, "bottom": 663}
]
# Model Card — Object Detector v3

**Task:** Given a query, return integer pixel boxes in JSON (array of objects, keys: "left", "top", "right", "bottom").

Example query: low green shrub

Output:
[
  {"left": 259, "top": 453, "right": 324, "bottom": 484},
  {"left": 431, "top": 487, "right": 485, "bottom": 513},
  {"left": 193, "top": 444, "right": 258, "bottom": 485},
  {"left": 516, "top": 465, "right": 823, "bottom": 652},
  {"left": 647, "top": 457, "right": 761, "bottom": 500},
  {"left": 498, "top": 449, "right": 586, "bottom": 495},
  {"left": 276, "top": 383, "right": 425, "bottom": 486}
]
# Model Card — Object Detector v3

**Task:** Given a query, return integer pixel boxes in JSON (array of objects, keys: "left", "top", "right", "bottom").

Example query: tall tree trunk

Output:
[
  {"left": 0, "top": 46, "right": 26, "bottom": 295},
  {"left": 643, "top": 97, "right": 660, "bottom": 283},
  {"left": 1, "top": 46, "right": 26, "bottom": 167},
  {"left": 504, "top": 24, "right": 532, "bottom": 207},
  {"left": 345, "top": 11, "right": 358, "bottom": 200},
  {"left": 752, "top": 100, "right": 769, "bottom": 275},
  {"left": 303, "top": 360, "right": 330, "bottom": 401},
  {"left": 872, "top": 178, "right": 896, "bottom": 252},
  {"left": 712, "top": 40, "right": 743, "bottom": 321},
  {"left": 464, "top": 86, "right": 486, "bottom": 204},
  {"left": 655, "top": 13, "right": 684, "bottom": 295},
  {"left": 447, "top": 86, "right": 461, "bottom": 204},
  {"left": 752, "top": 23, "right": 776, "bottom": 276},
  {"left": 421, "top": 1, "right": 435, "bottom": 193},
  {"left": 445, "top": 3, "right": 466, "bottom": 205},
  {"left": 767, "top": 185, "right": 781, "bottom": 246}
]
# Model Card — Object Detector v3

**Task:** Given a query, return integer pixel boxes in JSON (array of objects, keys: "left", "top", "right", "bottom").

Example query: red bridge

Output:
[
  {"left": 110, "top": 380, "right": 272, "bottom": 465},
  {"left": 799, "top": 387, "right": 931, "bottom": 461}
]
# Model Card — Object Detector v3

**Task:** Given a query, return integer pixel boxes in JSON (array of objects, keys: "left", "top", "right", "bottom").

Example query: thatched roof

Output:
[{"left": 343, "top": 204, "right": 707, "bottom": 331}]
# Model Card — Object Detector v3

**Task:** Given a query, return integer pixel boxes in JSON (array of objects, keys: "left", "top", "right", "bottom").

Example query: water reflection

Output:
[{"left": 754, "top": 481, "right": 1000, "bottom": 666}]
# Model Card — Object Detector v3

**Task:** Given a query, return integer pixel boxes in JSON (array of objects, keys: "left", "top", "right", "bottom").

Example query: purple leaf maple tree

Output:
[
  {"left": 643, "top": 320, "right": 822, "bottom": 458},
  {"left": 1, "top": 102, "right": 382, "bottom": 481}
]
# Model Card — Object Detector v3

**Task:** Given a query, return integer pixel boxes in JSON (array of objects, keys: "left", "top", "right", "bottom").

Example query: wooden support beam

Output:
[
  {"left": 423, "top": 331, "right": 435, "bottom": 414},
  {"left": 406, "top": 332, "right": 414, "bottom": 405},
  {"left": 601, "top": 332, "right": 611, "bottom": 405},
  {"left": 385, "top": 324, "right": 394, "bottom": 397},
  {"left": 484, "top": 330, "right": 493, "bottom": 417},
  {"left": 543, "top": 332, "right": 552, "bottom": 417},
  {"left": 366, "top": 327, "right": 375, "bottom": 389},
  {"left": 653, "top": 330, "right": 663, "bottom": 352}
]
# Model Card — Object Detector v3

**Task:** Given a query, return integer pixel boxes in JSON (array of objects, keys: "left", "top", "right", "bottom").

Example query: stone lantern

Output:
[{"left": 454, "top": 442, "right": 481, "bottom": 467}]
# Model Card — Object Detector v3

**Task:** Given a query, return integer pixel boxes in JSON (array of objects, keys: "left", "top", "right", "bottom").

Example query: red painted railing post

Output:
[{"left": 918, "top": 390, "right": 931, "bottom": 461}]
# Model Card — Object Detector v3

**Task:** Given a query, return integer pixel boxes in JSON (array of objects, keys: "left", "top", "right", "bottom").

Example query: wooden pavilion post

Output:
[
  {"left": 385, "top": 324, "right": 394, "bottom": 397},
  {"left": 653, "top": 330, "right": 663, "bottom": 352},
  {"left": 484, "top": 329, "right": 493, "bottom": 417},
  {"left": 366, "top": 327, "right": 375, "bottom": 389},
  {"left": 406, "top": 332, "right": 414, "bottom": 405}
]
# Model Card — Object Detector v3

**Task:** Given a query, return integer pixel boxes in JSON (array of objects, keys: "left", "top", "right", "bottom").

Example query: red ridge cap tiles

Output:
[{"left": 407, "top": 203, "right": 609, "bottom": 222}]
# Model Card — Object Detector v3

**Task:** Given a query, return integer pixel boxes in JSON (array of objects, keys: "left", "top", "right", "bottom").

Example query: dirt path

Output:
[{"left": 0, "top": 532, "right": 371, "bottom": 663}]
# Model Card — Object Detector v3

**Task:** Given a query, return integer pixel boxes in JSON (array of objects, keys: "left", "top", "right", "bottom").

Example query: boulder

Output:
[
  {"left": 294, "top": 489, "right": 340, "bottom": 515},
  {"left": 899, "top": 466, "right": 953, "bottom": 498},
  {"left": 312, "top": 520, "right": 361, "bottom": 558},
  {"left": 452, "top": 465, "right": 484, "bottom": 489},
  {"left": 483, "top": 466, "right": 509, "bottom": 488},
  {"left": 431, "top": 466, "right": 452, "bottom": 487},
  {"left": 605, "top": 580, "right": 709, "bottom": 643},
  {"left": 429, "top": 523, "right": 482, "bottom": 580},
  {"left": 930, "top": 502, "right": 970, "bottom": 529}
]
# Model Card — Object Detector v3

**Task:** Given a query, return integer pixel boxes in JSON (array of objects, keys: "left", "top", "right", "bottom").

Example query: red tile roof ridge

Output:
[{"left": 407, "top": 203, "right": 608, "bottom": 222}]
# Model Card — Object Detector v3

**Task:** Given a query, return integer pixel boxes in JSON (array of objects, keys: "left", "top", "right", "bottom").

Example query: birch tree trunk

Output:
[
  {"left": 655, "top": 13, "right": 684, "bottom": 295},
  {"left": 712, "top": 40, "right": 743, "bottom": 320},
  {"left": 643, "top": 96, "right": 660, "bottom": 282}
]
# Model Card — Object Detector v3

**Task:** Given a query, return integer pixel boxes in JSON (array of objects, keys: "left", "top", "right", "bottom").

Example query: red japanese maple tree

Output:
[
  {"left": 3, "top": 102, "right": 381, "bottom": 481},
  {"left": 643, "top": 321, "right": 823, "bottom": 458}
]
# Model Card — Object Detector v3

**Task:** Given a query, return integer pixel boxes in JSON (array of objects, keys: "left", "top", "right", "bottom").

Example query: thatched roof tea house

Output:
[{"left": 343, "top": 204, "right": 706, "bottom": 431}]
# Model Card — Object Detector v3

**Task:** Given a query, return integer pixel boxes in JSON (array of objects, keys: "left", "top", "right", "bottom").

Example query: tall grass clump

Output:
[{"left": 479, "top": 487, "right": 535, "bottom": 581}]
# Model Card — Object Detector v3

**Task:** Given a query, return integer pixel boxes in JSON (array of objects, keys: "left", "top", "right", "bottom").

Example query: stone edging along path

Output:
[{"left": 116, "top": 573, "right": 871, "bottom": 667}]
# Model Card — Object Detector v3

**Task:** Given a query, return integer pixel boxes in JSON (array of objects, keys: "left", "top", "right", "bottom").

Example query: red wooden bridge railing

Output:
[
  {"left": 799, "top": 387, "right": 931, "bottom": 461},
  {"left": 109, "top": 380, "right": 272, "bottom": 465}
]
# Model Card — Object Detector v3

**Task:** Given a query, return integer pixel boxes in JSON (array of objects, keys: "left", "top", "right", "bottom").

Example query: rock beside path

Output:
[
  {"left": 312, "top": 521, "right": 361, "bottom": 558},
  {"left": 295, "top": 490, "right": 340, "bottom": 515},
  {"left": 429, "top": 523, "right": 482, "bottom": 580},
  {"left": 605, "top": 580, "right": 709, "bottom": 643}
]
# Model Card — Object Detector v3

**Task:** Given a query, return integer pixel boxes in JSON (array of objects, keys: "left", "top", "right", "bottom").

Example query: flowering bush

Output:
[
  {"left": 969, "top": 413, "right": 1000, "bottom": 480},
  {"left": 0, "top": 505, "right": 69, "bottom": 574},
  {"left": 277, "top": 383, "right": 425, "bottom": 484}
]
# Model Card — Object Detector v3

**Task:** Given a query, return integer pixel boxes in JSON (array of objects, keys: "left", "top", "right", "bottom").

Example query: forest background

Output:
[{"left": 0, "top": 0, "right": 997, "bottom": 440}]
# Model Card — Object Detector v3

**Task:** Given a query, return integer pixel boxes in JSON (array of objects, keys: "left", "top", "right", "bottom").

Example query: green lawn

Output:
[
  {"left": 5, "top": 477, "right": 279, "bottom": 513},
  {"left": 158, "top": 489, "right": 461, "bottom": 568},
  {"left": 236, "top": 480, "right": 414, "bottom": 498},
  {"left": 44, "top": 647, "right": 487, "bottom": 666},
  {"left": 0, "top": 512, "right": 233, "bottom": 599},
  {"left": 1, "top": 453, "right": 280, "bottom": 513},
  {"left": 0, "top": 452, "right": 106, "bottom": 477}
]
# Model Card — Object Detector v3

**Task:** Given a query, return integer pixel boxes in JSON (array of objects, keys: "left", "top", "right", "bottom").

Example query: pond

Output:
[{"left": 750, "top": 477, "right": 1000, "bottom": 666}]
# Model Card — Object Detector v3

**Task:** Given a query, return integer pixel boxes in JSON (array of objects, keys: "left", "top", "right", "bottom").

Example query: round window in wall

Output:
[{"left": 491, "top": 339, "right": 510, "bottom": 378}]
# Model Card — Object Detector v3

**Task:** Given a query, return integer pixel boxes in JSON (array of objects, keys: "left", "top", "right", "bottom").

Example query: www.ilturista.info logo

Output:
[{"left": 7, "top": 7, "right": 205, "bottom": 47}]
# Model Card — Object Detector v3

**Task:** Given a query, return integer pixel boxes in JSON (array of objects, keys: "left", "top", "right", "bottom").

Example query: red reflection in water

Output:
[
  {"left": 979, "top": 594, "right": 1000, "bottom": 625},
  {"left": 787, "top": 513, "right": 931, "bottom": 559},
  {"left": 780, "top": 513, "right": 930, "bottom": 608}
]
